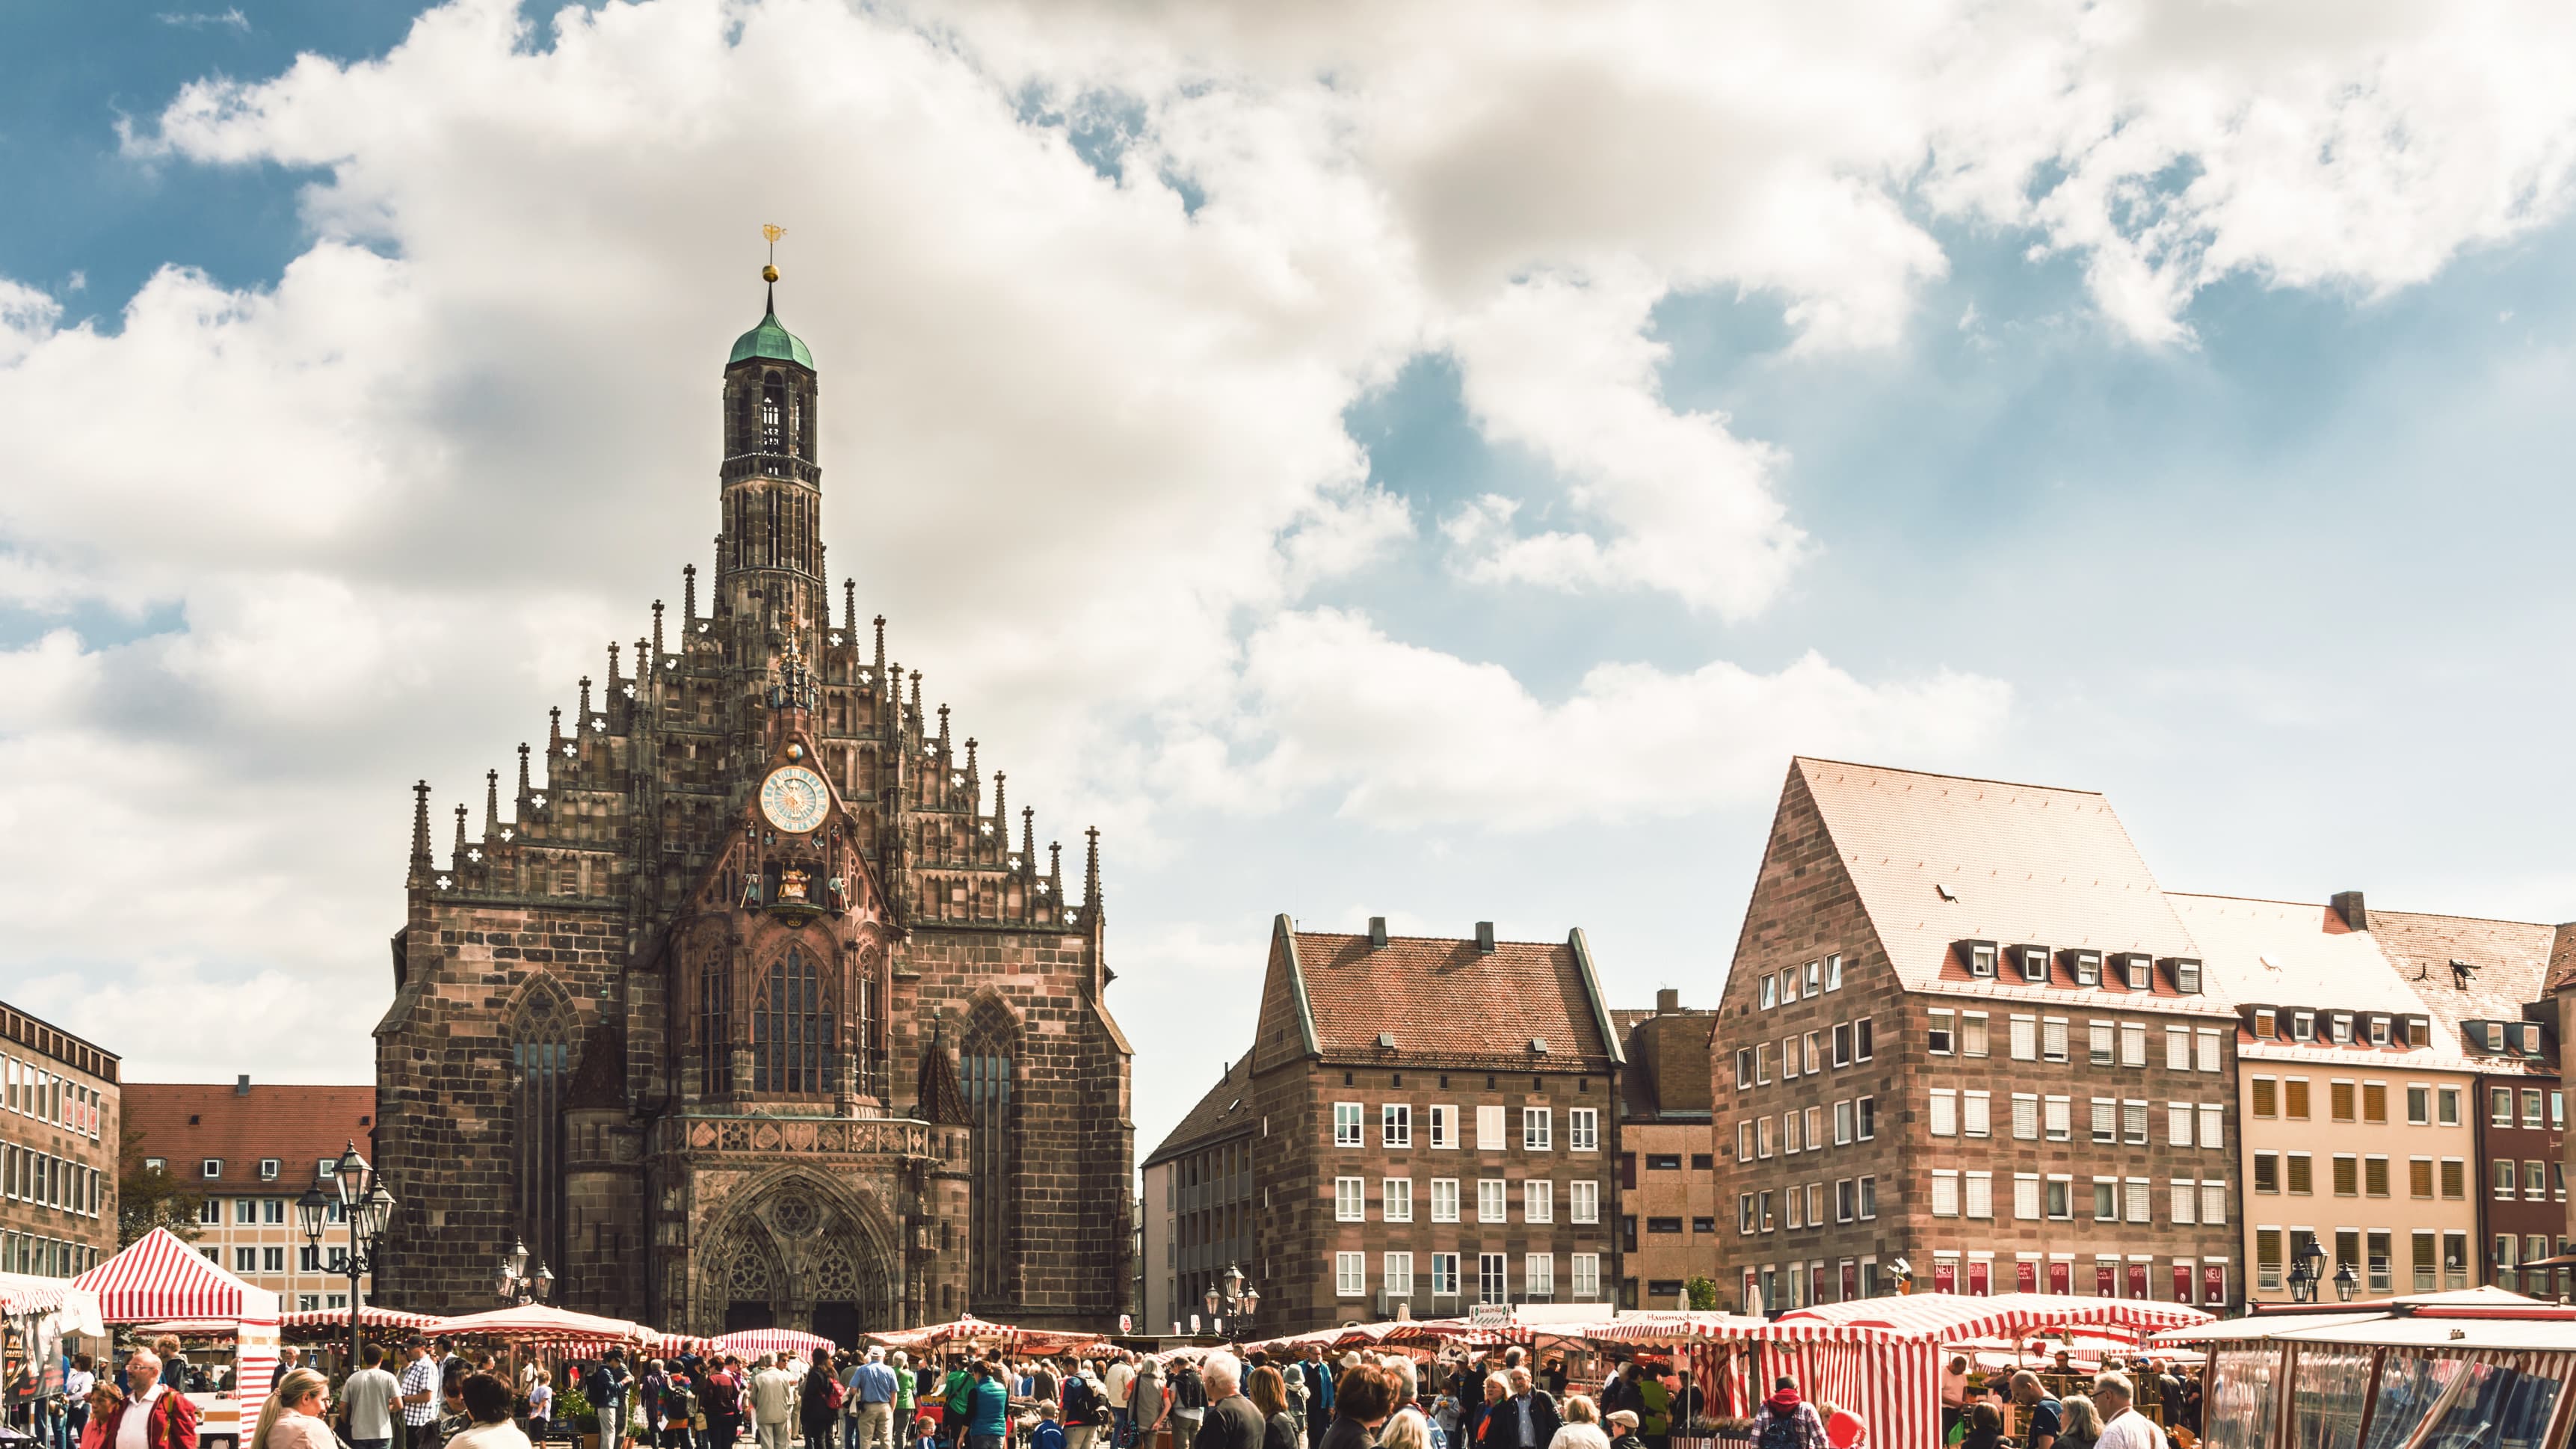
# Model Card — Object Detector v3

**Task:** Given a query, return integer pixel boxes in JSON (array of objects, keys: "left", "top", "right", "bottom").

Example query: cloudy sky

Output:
[{"left": 5, "top": 0, "right": 2576, "bottom": 1156}]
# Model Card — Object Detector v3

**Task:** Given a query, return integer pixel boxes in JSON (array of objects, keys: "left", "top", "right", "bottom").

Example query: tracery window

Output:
[
  {"left": 761, "top": 375, "right": 787, "bottom": 471},
  {"left": 511, "top": 992, "right": 573, "bottom": 1274},
  {"left": 700, "top": 951, "right": 731, "bottom": 1093},
  {"left": 754, "top": 948, "right": 832, "bottom": 1093},
  {"left": 962, "top": 1000, "right": 1016, "bottom": 1305}
]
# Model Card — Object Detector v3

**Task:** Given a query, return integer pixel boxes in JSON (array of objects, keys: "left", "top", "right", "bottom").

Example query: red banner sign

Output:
[
  {"left": 1968, "top": 1261, "right": 1991, "bottom": 1296},
  {"left": 2016, "top": 1261, "right": 2039, "bottom": 1293},
  {"left": 2127, "top": 1262, "right": 2149, "bottom": 1299},
  {"left": 1934, "top": 1261, "right": 1958, "bottom": 1294},
  {"left": 2049, "top": 1261, "right": 2072, "bottom": 1294},
  {"left": 2095, "top": 1263, "right": 2116, "bottom": 1296},
  {"left": 2203, "top": 1263, "right": 2226, "bottom": 1306}
]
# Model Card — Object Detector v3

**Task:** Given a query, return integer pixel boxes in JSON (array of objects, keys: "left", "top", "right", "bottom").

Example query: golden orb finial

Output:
[{"left": 761, "top": 223, "right": 786, "bottom": 283}]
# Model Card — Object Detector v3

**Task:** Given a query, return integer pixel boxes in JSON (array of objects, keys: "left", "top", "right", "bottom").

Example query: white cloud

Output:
[
  {"left": 3, "top": 0, "right": 2569, "bottom": 1086},
  {"left": 1439, "top": 267, "right": 1805, "bottom": 617},
  {"left": 1186, "top": 608, "right": 2010, "bottom": 831}
]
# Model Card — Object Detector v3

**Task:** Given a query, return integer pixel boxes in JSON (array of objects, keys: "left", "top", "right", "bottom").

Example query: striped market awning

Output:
[
  {"left": 714, "top": 1329, "right": 839, "bottom": 1359},
  {"left": 280, "top": 1306, "right": 443, "bottom": 1332},
  {"left": 76, "top": 1228, "right": 282, "bottom": 1326},
  {"left": 1778, "top": 1291, "right": 2214, "bottom": 1344}
]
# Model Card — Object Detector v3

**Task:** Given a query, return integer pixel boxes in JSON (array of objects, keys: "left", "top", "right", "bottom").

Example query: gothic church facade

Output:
[{"left": 372, "top": 282, "right": 1135, "bottom": 1338}]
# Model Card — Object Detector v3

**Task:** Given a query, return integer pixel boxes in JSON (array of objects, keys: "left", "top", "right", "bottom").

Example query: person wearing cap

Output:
[
  {"left": 1602, "top": 1413, "right": 1641, "bottom": 1449},
  {"left": 1745, "top": 1379, "right": 1823, "bottom": 1449}
]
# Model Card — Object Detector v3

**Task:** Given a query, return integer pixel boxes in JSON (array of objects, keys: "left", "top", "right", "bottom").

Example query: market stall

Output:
[
  {"left": 2154, "top": 1288, "right": 2576, "bottom": 1447},
  {"left": 278, "top": 1306, "right": 440, "bottom": 1336},
  {"left": 422, "top": 1304, "right": 656, "bottom": 1353},
  {"left": 0, "top": 1272, "right": 106, "bottom": 1421},
  {"left": 864, "top": 1315, "right": 1100, "bottom": 1360},
  {"left": 713, "top": 1329, "right": 837, "bottom": 1359},
  {"left": 77, "top": 1228, "right": 283, "bottom": 1449}
]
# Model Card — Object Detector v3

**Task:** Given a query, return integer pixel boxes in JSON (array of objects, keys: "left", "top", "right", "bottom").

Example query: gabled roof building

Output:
[{"left": 1716, "top": 759, "right": 2240, "bottom": 1311}]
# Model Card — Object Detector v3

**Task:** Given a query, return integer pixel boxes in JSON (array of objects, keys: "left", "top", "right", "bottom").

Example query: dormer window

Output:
[
  {"left": 2069, "top": 951, "right": 2101, "bottom": 987},
  {"left": 2465, "top": 1021, "right": 2496, "bottom": 1052},
  {"left": 2169, "top": 958, "right": 2203, "bottom": 994},
  {"left": 258, "top": 1159, "right": 280, "bottom": 1181},
  {"left": 2291, "top": 1012, "right": 2315, "bottom": 1042},
  {"left": 2112, "top": 953, "right": 2152, "bottom": 991},
  {"left": 2253, "top": 1009, "right": 2276, "bottom": 1039},
  {"left": 2014, "top": 946, "right": 2049, "bottom": 983},
  {"left": 2517, "top": 1023, "right": 2543, "bottom": 1055},
  {"left": 1962, "top": 941, "right": 1999, "bottom": 978},
  {"left": 2369, "top": 1016, "right": 2391, "bottom": 1047},
  {"left": 2330, "top": 1013, "right": 2353, "bottom": 1045}
]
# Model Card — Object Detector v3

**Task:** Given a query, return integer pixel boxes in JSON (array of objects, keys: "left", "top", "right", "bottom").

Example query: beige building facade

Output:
[
  {"left": 1615, "top": 991, "right": 1719, "bottom": 1308},
  {"left": 2175, "top": 893, "right": 2483, "bottom": 1302}
]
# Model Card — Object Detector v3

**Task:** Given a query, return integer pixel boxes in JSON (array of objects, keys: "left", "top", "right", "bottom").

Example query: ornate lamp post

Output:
[
  {"left": 2333, "top": 1261, "right": 2359, "bottom": 1302},
  {"left": 1203, "top": 1264, "right": 1258, "bottom": 1336},
  {"left": 298, "top": 1140, "right": 397, "bottom": 1374},
  {"left": 2287, "top": 1236, "right": 2327, "bottom": 1304},
  {"left": 497, "top": 1237, "right": 555, "bottom": 1305}
]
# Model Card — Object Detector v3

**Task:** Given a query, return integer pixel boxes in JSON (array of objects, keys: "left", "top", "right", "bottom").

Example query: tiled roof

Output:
[
  {"left": 2370, "top": 908, "right": 2560, "bottom": 1076},
  {"left": 2169, "top": 893, "right": 2468, "bottom": 1066},
  {"left": 124, "top": 1083, "right": 377, "bottom": 1190},
  {"left": 1142, "top": 1050, "right": 1257, "bottom": 1166},
  {"left": 1289, "top": 930, "right": 1616, "bottom": 1066},
  {"left": 1794, "top": 758, "right": 2225, "bottom": 1013}
]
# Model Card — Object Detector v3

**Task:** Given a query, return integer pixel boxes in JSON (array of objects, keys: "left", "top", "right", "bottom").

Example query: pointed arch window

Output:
[
  {"left": 754, "top": 948, "right": 833, "bottom": 1093},
  {"left": 700, "top": 951, "right": 732, "bottom": 1094},
  {"left": 961, "top": 1000, "right": 1017, "bottom": 1305},
  {"left": 761, "top": 374, "right": 787, "bottom": 473},
  {"left": 511, "top": 991, "right": 575, "bottom": 1277}
]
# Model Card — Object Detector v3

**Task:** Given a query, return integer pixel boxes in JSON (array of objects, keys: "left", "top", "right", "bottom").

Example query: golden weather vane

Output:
[{"left": 762, "top": 224, "right": 786, "bottom": 283}]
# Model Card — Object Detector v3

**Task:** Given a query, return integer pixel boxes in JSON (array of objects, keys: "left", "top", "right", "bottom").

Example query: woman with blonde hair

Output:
[
  {"left": 252, "top": 1368, "right": 336, "bottom": 1449},
  {"left": 1378, "top": 1410, "right": 1430, "bottom": 1449},
  {"left": 1546, "top": 1396, "right": 1609, "bottom": 1449}
]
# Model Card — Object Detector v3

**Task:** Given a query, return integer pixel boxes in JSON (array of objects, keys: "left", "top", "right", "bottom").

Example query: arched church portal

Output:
[{"left": 699, "top": 1181, "right": 896, "bottom": 1340}]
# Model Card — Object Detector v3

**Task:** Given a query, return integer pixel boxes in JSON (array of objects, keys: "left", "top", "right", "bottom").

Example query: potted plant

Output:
[{"left": 561, "top": 1386, "right": 600, "bottom": 1449}]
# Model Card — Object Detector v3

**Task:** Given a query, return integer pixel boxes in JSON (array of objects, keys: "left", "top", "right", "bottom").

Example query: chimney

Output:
[
  {"left": 1369, "top": 917, "right": 1388, "bottom": 948},
  {"left": 1656, "top": 988, "right": 1681, "bottom": 1013},
  {"left": 1474, "top": 921, "right": 1496, "bottom": 954},
  {"left": 2331, "top": 890, "right": 2368, "bottom": 932},
  {"left": 235, "top": 1074, "right": 250, "bottom": 1096}
]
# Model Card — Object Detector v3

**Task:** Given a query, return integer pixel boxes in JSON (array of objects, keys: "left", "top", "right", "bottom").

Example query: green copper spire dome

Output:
[{"left": 728, "top": 289, "right": 813, "bottom": 369}]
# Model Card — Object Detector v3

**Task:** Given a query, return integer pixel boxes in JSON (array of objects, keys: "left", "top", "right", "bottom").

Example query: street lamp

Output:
[
  {"left": 2288, "top": 1237, "right": 2326, "bottom": 1304},
  {"left": 2333, "top": 1262, "right": 2359, "bottom": 1302},
  {"left": 498, "top": 1238, "right": 554, "bottom": 1305},
  {"left": 298, "top": 1139, "right": 395, "bottom": 1375},
  {"left": 1204, "top": 1264, "right": 1257, "bottom": 1336}
]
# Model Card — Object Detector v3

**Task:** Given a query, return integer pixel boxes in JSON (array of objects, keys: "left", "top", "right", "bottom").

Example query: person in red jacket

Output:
[{"left": 100, "top": 1352, "right": 200, "bottom": 1449}]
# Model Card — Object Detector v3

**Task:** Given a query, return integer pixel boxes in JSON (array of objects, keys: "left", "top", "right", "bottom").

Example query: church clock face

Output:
[{"left": 759, "top": 765, "right": 830, "bottom": 834}]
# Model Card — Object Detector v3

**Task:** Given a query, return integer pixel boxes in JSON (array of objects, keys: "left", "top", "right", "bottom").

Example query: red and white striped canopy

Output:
[
  {"left": 715, "top": 1329, "right": 839, "bottom": 1359},
  {"left": 1778, "top": 1291, "right": 2213, "bottom": 1344},
  {"left": 77, "top": 1229, "right": 281, "bottom": 1326},
  {"left": 423, "top": 1304, "right": 653, "bottom": 1347},
  {"left": 863, "top": 1315, "right": 1095, "bottom": 1359},
  {"left": 0, "top": 1271, "right": 105, "bottom": 1333},
  {"left": 280, "top": 1306, "right": 442, "bottom": 1332}
]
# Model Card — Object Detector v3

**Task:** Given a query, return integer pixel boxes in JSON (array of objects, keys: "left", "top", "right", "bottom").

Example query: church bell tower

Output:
[{"left": 717, "top": 226, "right": 827, "bottom": 650}]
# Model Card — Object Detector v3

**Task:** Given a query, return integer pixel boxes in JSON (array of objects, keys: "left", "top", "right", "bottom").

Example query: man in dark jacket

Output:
[
  {"left": 1192, "top": 1356, "right": 1263, "bottom": 1449},
  {"left": 1295, "top": 1353, "right": 1333, "bottom": 1449},
  {"left": 1496, "top": 1370, "right": 1558, "bottom": 1449}
]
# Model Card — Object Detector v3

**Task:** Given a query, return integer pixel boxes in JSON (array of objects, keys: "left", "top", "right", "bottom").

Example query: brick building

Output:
[
  {"left": 1714, "top": 760, "right": 2240, "bottom": 1312},
  {"left": 0, "top": 999, "right": 117, "bottom": 1279},
  {"left": 1139, "top": 1051, "right": 1257, "bottom": 1335},
  {"left": 2175, "top": 893, "right": 2480, "bottom": 1303},
  {"left": 1613, "top": 990, "right": 1718, "bottom": 1309},
  {"left": 1233, "top": 916, "right": 1624, "bottom": 1332},
  {"left": 374, "top": 276, "right": 1134, "bottom": 1335},
  {"left": 126, "top": 1080, "right": 378, "bottom": 1310}
]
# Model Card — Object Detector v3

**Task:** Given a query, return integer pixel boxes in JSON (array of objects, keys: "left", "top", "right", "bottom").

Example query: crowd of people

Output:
[
  {"left": 1939, "top": 1351, "right": 2204, "bottom": 1449},
  {"left": 28, "top": 1326, "right": 2219, "bottom": 1449}
]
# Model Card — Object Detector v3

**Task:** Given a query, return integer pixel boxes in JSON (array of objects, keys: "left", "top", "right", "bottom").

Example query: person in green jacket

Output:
[
  {"left": 943, "top": 1361, "right": 976, "bottom": 1448},
  {"left": 893, "top": 1353, "right": 916, "bottom": 1427},
  {"left": 1635, "top": 1374, "right": 1669, "bottom": 1449}
]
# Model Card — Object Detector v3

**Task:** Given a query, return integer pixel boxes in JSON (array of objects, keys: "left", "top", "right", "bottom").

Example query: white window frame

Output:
[
  {"left": 1523, "top": 1107, "right": 1553, "bottom": 1151},
  {"left": 1384, "top": 1178, "right": 1414, "bottom": 1222},
  {"left": 1477, "top": 1178, "right": 1507, "bottom": 1223},
  {"left": 1337, "top": 1252, "right": 1366, "bottom": 1297},
  {"left": 1570, "top": 1179, "right": 1599, "bottom": 1223},
  {"left": 1429, "top": 1104, "right": 1457, "bottom": 1148},
  {"left": 1571, "top": 1252, "right": 1600, "bottom": 1301},
  {"left": 1476, "top": 1104, "right": 1506, "bottom": 1148},
  {"left": 1524, "top": 1180, "right": 1553, "bottom": 1223},
  {"left": 1524, "top": 1253, "right": 1555, "bottom": 1298},
  {"left": 1929, "top": 1089, "right": 1957, "bottom": 1137},
  {"left": 1568, "top": 1107, "right": 1599, "bottom": 1152},
  {"left": 1383, "top": 1104, "right": 1412, "bottom": 1148},
  {"left": 1336, "top": 1176, "right": 1366, "bottom": 1222},
  {"left": 1334, "top": 1103, "right": 1364, "bottom": 1148},
  {"left": 1384, "top": 1252, "right": 1414, "bottom": 1297},
  {"left": 1430, "top": 1178, "right": 1460, "bottom": 1223}
]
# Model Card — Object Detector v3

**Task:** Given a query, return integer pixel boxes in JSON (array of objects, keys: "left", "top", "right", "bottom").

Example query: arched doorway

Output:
[{"left": 698, "top": 1180, "right": 899, "bottom": 1341}]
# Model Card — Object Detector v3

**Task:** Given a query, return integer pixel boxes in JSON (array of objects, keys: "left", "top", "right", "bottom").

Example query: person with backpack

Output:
[
  {"left": 940, "top": 1362, "right": 976, "bottom": 1449},
  {"left": 1061, "top": 1367, "right": 1097, "bottom": 1449},
  {"left": 1745, "top": 1379, "right": 1824, "bottom": 1449}
]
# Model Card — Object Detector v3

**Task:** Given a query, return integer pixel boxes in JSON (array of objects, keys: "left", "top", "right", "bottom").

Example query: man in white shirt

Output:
[
  {"left": 1104, "top": 1356, "right": 1135, "bottom": 1449},
  {"left": 2089, "top": 1373, "right": 2160, "bottom": 1449},
  {"left": 344, "top": 1344, "right": 405, "bottom": 1449},
  {"left": 750, "top": 1355, "right": 801, "bottom": 1449}
]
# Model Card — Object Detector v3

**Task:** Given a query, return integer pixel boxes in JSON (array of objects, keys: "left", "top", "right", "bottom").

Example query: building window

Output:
[
  {"left": 1432, "top": 1254, "right": 1460, "bottom": 1296},
  {"left": 1524, "top": 1254, "right": 1555, "bottom": 1299},
  {"left": 2119, "top": 1023, "right": 2147, "bottom": 1067},
  {"left": 2047, "top": 1177, "right": 2072, "bottom": 1219},
  {"left": 1431, "top": 1178, "right": 1460, "bottom": 1222},
  {"left": 2168, "top": 1104, "right": 2195, "bottom": 1148},
  {"left": 2015, "top": 1175, "right": 2042, "bottom": 1220},
  {"left": 2197, "top": 1029, "right": 2222, "bottom": 1072},
  {"left": 1334, "top": 1103, "right": 1364, "bottom": 1147},
  {"left": 2166, "top": 1027, "right": 2192, "bottom": 1071},
  {"left": 2012, "top": 1093, "right": 2039, "bottom": 1141},
  {"left": 1477, "top": 1104, "right": 1507, "bottom": 1148},
  {"left": 2124, "top": 1178, "right": 2151, "bottom": 1223},
  {"left": 2334, "top": 1155, "right": 2360, "bottom": 1197},
  {"left": 1734, "top": 1049, "right": 1752, "bottom": 1089},
  {"left": 1383, "top": 1104, "right": 1411, "bottom": 1148},
  {"left": 1965, "top": 1172, "right": 1992, "bottom": 1219},
  {"left": 1931, "top": 1172, "right": 1959, "bottom": 1217},
  {"left": 1855, "top": 1018, "right": 1873, "bottom": 1060},
  {"left": 1834, "top": 1101, "right": 1853, "bottom": 1145},
  {"left": 1479, "top": 1253, "right": 1509, "bottom": 1303},
  {"left": 752, "top": 947, "right": 832, "bottom": 1092},
  {"left": 1478, "top": 1179, "right": 1507, "bottom": 1223},
  {"left": 1929, "top": 1009, "right": 1955, "bottom": 1056},
  {"left": 1336, "top": 1253, "right": 1366, "bottom": 1298},
  {"left": 1961, "top": 1014, "right": 1989, "bottom": 1057},
  {"left": 2010, "top": 1016, "right": 2037, "bottom": 1061},
  {"left": 1525, "top": 1181, "right": 1553, "bottom": 1222},
  {"left": 1738, "top": 1195, "right": 1755, "bottom": 1234},
  {"left": 201, "top": 1160, "right": 222, "bottom": 1179},
  {"left": 262, "top": 1247, "right": 284, "bottom": 1273},
  {"left": 2122, "top": 1100, "right": 2148, "bottom": 1145},
  {"left": 258, "top": 1159, "right": 280, "bottom": 1181},
  {"left": 2438, "top": 1086, "right": 2461, "bottom": 1126},
  {"left": 2042, "top": 1018, "right": 2068, "bottom": 1062},
  {"left": 2254, "top": 1153, "right": 2280, "bottom": 1193},
  {"left": 1858, "top": 1176, "right": 1876, "bottom": 1219},
  {"left": 2496, "top": 1159, "right": 2518, "bottom": 1200},
  {"left": 1962, "top": 1091, "right": 1991, "bottom": 1138},
  {"left": 2287, "top": 1154, "right": 2314, "bottom": 1195},
  {"left": 1384, "top": 1178, "right": 1413, "bottom": 1222},
  {"left": 236, "top": 1197, "right": 258, "bottom": 1225},
  {"left": 234, "top": 1248, "right": 256, "bottom": 1273},
  {"left": 2201, "top": 1181, "right": 2228, "bottom": 1225},
  {"left": 2198, "top": 1103, "right": 2225, "bottom": 1150},
  {"left": 1857, "top": 1096, "right": 1875, "bottom": 1139},
  {"left": 1929, "top": 1089, "right": 1957, "bottom": 1137},
  {"left": 1337, "top": 1178, "right": 1366, "bottom": 1221},
  {"left": 2170, "top": 1179, "right": 2197, "bottom": 1225},
  {"left": 1760, "top": 976, "right": 1778, "bottom": 1009},
  {"left": 1568, "top": 1108, "right": 1598, "bottom": 1151},
  {"left": 1570, "top": 1180, "right": 1599, "bottom": 1223},
  {"left": 2089, "top": 1021, "right": 2114, "bottom": 1066},
  {"left": 1522, "top": 1108, "right": 1552, "bottom": 1151},
  {"left": 1429, "top": 1105, "right": 1456, "bottom": 1148},
  {"left": 1384, "top": 1252, "right": 1414, "bottom": 1297},
  {"left": 1571, "top": 1253, "right": 1600, "bottom": 1301},
  {"left": 1831, "top": 1023, "right": 1851, "bottom": 1067}
]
